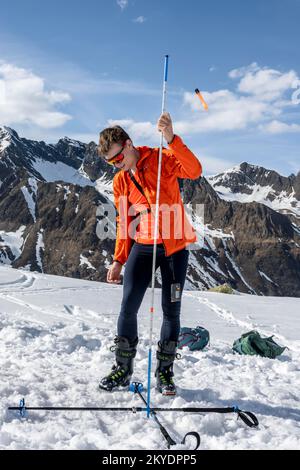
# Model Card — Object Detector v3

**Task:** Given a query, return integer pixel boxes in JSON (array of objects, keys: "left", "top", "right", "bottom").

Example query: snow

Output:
[
  {"left": 21, "top": 178, "right": 38, "bottom": 223},
  {"left": 95, "top": 174, "right": 114, "bottom": 202},
  {"left": 188, "top": 251, "right": 218, "bottom": 289},
  {"left": 60, "top": 137, "right": 85, "bottom": 149},
  {"left": 0, "top": 226, "right": 26, "bottom": 264},
  {"left": 0, "top": 126, "right": 17, "bottom": 153},
  {"left": 207, "top": 164, "right": 245, "bottom": 182},
  {"left": 32, "top": 159, "right": 94, "bottom": 187},
  {"left": 292, "top": 223, "right": 300, "bottom": 235},
  {"left": 78, "top": 164, "right": 91, "bottom": 181},
  {"left": 207, "top": 180, "right": 300, "bottom": 218},
  {"left": 259, "top": 270, "right": 278, "bottom": 285},
  {"left": 63, "top": 186, "right": 71, "bottom": 200},
  {"left": 223, "top": 240, "right": 256, "bottom": 294},
  {"left": 30, "top": 159, "right": 114, "bottom": 205},
  {"left": 79, "top": 254, "right": 96, "bottom": 271},
  {"left": 28, "top": 177, "right": 38, "bottom": 196},
  {"left": 0, "top": 127, "right": 22, "bottom": 155},
  {"left": 203, "top": 254, "right": 228, "bottom": 278},
  {"left": 0, "top": 139, "right": 10, "bottom": 153},
  {"left": 0, "top": 265, "right": 299, "bottom": 450},
  {"left": 36, "top": 230, "right": 44, "bottom": 272}
]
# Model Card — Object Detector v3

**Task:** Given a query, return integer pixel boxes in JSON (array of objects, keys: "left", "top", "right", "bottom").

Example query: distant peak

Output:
[
  {"left": 239, "top": 162, "right": 261, "bottom": 171},
  {"left": 222, "top": 162, "right": 261, "bottom": 174},
  {"left": 57, "top": 136, "right": 85, "bottom": 148},
  {"left": 207, "top": 162, "right": 274, "bottom": 183},
  {"left": 0, "top": 126, "right": 20, "bottom": 140},
  {"left": 0, "top": 126, "right": 21, "bottom": 153},
  {"left": 221, "top": 162, "right": 270, "bottom": 177}
]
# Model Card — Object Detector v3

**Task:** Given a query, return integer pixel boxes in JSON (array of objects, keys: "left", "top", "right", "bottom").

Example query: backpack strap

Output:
[
  {"left": 127, "top": 169, "right": 151, "bottom": 224},
  {"left": 128, "top": 169, "right": 146, "bottom": 197}
]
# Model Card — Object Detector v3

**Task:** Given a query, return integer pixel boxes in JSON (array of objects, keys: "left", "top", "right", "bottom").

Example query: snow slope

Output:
[{"left": 0, "top": 266, "right": 299, "bottom": 450}]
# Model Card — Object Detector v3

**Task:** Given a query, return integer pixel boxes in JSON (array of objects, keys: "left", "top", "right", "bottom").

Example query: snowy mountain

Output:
[
  {"left": 182, "top": 175, "right": 300, "bottom": 296},
  {"left": 0, "top": 126, "right": 115, "bottom": 281},
  {"left": 0, "top": 125, "right": 115, "bottom": 187},
  {"left": 0, "top": 127, "right": 300, "bottom": 296},
  {"left": 0, "top": 266, "right": 299, "bottom": 450},
  {"left": 207, "top": 162, "right": 300, "bottom": 220}
]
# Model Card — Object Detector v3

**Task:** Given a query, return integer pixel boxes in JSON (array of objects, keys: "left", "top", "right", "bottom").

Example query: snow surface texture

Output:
[{"left": 0, "top": 266, "right": 299, "bottom": 450}]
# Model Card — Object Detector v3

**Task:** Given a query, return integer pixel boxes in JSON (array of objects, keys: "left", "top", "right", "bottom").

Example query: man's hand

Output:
[
  {"left": 107, "top": 261, "right": 122, "bottom": 284},
  {"left": 157, "top": 112, "right": 174, "bottom": 144}
]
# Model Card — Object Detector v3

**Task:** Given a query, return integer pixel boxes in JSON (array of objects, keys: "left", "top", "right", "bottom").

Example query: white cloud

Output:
[
  {"left": 0, "top": 79, "right": 5, "bottom": 105},
  {"left": 98, "top": 64, "right": 300, "bottom": 144},
  {"left": 107, "top": 118, "right": 157, "bottom": 143},
  {"left": 179, "top": 64, "right": 300, "bottom": 135},
  {"left": 0, "top": 62, "right": 72, "bottom": 128},
  {"left": 230, "top": 63, "right": 298, "bottom": 101},
  {"left": 259, "top": 120, "right": 300, "bottom": 134},
  {"left": 117, "top": 0, "right": 128, "bottom": 10},
  {"left": 133, "top": 16, "right": 146, "bottom": 23},
  {"left": 229, "top": 62, "right": 260, "bottom": 79},
  {"left": 178, "top": 89, "right": 270, "bottom": 133}
]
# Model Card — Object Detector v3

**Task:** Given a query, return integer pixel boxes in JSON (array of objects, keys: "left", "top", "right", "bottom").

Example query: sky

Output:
[{"left": 0, "top": 0, "right": 299, "bottom": 175}]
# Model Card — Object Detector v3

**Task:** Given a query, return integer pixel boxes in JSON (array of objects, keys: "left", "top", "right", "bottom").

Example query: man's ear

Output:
[{"left": 125, "top": 139, "right": 133, "bottom": 148}]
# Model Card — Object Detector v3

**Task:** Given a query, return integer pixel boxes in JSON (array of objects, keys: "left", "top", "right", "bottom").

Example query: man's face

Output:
[{"left": 105, "top": 140, "right": 137, "bottom": 171}]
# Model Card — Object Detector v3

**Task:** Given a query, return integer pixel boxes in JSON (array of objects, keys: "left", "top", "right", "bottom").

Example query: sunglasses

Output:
[{"left": 105, "top": 143, "right": 126, "bottom": 166}]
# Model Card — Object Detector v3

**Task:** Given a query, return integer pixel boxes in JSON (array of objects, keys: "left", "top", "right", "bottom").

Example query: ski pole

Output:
[
  {"left": 130, "top": 383, "right": 177, "bottom": 448},
  {"left": 147, "top": 54, "right": 169, "bottom": 418},
  {"left": 9, "top": 397, "right": 259, "bottom": 428},
  {"left": 9, "top": 393, "right": 258, "bottom": 450}
]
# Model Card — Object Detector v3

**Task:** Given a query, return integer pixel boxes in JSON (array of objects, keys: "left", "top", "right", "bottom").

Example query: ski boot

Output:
[
  {"left": 155, "top": 340, "right": 179, "bottom": 396},
  {"left": 99, "top": 336, "right": 138, "bottom": 392}
]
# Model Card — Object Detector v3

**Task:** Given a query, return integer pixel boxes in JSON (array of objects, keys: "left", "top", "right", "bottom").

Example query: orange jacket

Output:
[
  {"left": 113, "top": 135, "right": 202, "bottom": 265},
  {"left": 128, "top": 173, "right": 163, "bottom": 244}
]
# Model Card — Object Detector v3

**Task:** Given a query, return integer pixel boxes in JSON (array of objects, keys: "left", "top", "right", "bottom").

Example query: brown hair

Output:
[{"left": 98, "top": 125, "right": 130, "bottom": 157}]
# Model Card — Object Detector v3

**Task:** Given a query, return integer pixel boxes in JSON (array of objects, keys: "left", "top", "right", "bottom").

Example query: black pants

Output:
[{"left": 117, "top": 242, "right": 189, "bottom": 343}]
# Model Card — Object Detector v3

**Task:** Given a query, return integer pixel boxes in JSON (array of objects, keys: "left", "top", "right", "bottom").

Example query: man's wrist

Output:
[
  {"left": 167, "top": 134, "right": 175, "bottom": 145},
  {"left": 113, "top": 259, "right": 122, "bottom": 265}
]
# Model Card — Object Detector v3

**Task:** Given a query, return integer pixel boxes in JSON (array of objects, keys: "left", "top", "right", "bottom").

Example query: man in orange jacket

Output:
[{"left": 98, "top": 113, "right": 202, "bottom": 395}]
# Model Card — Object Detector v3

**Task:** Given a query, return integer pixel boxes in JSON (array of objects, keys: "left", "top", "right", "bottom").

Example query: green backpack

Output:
[{"left": 233, "top": 330, "right": 286, "bottom": 359}]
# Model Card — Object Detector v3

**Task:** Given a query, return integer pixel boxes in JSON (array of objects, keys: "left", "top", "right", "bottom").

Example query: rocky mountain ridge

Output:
[{"left": 1, "top": 126, "right": 299, "bottom": 296}]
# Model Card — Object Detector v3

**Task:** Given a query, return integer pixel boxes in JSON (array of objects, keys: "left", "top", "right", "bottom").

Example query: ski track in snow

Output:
[
  {"left": 185, "top": 293, "right": 300, "bottom": 353},
  {"left": 0, "top": 266, "right": 299, "bottom": 450},
  {"left": 186, "top": 292, "right": 253, "bottom": 329},
  {"left": 0, "top": 273, "right": 34, "bottom": 289}
]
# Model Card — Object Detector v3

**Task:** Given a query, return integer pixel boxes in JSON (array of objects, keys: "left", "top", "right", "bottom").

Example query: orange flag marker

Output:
[{"left": 195, "top": 88, "right": 208, "bottom": 111}]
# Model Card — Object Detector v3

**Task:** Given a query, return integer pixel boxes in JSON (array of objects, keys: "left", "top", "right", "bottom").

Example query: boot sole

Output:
[
  {"left": 156, "top": 385, "right": 176, "bottom": 396},
  {"left": 99, "top": 381, "right": 130, "bottom": 392},
  {"left": 161, "top": 390, "right": 176, "bottom": 396}
]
